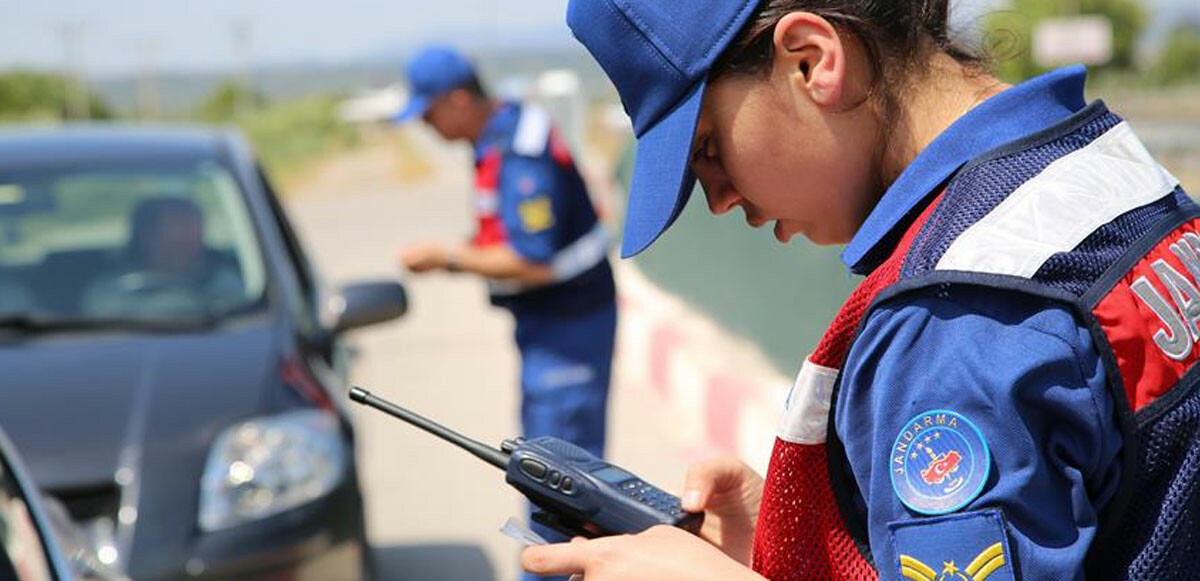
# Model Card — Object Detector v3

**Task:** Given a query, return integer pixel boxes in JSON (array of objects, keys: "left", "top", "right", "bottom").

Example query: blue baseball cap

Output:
[
  {"left": 396, "top": 44, "right": 478, "bottom": 123},
  {"left": 568, "top": 0, "right": 760, "bottom": 257}
]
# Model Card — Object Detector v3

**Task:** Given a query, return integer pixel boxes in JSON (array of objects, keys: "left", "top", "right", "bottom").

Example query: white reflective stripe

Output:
[
  {"left": 936, "top": 122, "right": 1180, "bottom": 278},
  {"left": 551, "top": 223, "right": 609, "bottom": 282},
  {"left": 488, "top": 224, "right": 609, "bottom": 297},
  {"left": 475, "top": 190, "right": 499, "bottom": 214},
  {"left": 488, "top": 280, "right": 526, "bottom": 296},
  {"left": 513, "top": 105, "right": 552, "bottom": 157},
  {"left": 538, "top": 364, "right": 597, "bottom": 389},
  {"left": 777, "top": 359, "right": 839, "bottom": 445}
]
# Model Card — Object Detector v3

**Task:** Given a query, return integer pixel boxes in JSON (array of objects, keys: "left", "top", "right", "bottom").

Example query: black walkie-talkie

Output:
[{"left": 349, "top": 386, "right": 704, "bottom": 539}]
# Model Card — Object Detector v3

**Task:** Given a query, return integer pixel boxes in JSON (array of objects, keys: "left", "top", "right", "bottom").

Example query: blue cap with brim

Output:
[
  {"left": 396, "top": 44, "right": 478, "bottom": 123},
  {"left": 395, "top": 93, "right": 432, "bottom": 123},
  {"left": 567, "top": 0, "right": 760, "bottom": 257}
]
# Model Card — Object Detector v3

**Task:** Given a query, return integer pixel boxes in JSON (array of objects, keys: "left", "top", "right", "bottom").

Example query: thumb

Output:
[{"left": 681, "top": 457, "right": 747, "bottom": 512}]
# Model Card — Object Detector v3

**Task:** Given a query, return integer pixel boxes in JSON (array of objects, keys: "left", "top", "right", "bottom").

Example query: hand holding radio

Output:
[
  {"left": 520, "top": 524, "right": 767, "bottom": 581},
  {"left": 521, "top": 458, "right": 769, "bottom": 580},
  {"left": 682, "top": 457, "right": 764, "bottom": 566}
]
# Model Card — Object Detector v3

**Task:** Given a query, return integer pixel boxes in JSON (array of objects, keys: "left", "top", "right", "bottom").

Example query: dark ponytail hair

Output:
[{"left": 713, "top": 0, "right": 987, "bottom": 116}]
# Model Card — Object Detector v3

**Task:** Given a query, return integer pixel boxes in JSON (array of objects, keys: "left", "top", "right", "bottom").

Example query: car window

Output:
[
  {"left": 0, "top": 161, "right": 267, "bottom": 322},
  {"left": 0, "top": 460, "right": 54, "bottom": 581}
]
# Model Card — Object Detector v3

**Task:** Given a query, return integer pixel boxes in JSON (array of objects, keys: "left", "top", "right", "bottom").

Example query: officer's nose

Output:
[
  {"left": 699, "top": 178, "right": 741, "bottom": 216},
  {"left": 693, "top": 163, "right": 739, "bottom": 216}
]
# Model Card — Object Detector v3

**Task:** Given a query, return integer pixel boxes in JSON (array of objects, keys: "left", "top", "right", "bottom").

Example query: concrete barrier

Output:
[{"left": 615, "top": 261, "right": 792, "bottom": 474}]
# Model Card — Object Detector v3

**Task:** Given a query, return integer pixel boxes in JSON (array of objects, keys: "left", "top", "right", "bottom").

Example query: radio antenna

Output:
[{"left": 349, "top": 386, "right": 510, "bottom": 470}]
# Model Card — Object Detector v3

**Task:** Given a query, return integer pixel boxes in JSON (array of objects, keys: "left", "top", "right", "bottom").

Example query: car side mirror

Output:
[{"left": 330, "top": 281, "right": 408, "bottom": 333}]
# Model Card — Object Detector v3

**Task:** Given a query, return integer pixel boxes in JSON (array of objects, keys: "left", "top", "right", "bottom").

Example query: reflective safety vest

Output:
[
  {"left": 752, "top": 104, "right": 1198, "bottom": 580},
  {"left": 471, "top": 103, "right": 614, "bottom": 315}
]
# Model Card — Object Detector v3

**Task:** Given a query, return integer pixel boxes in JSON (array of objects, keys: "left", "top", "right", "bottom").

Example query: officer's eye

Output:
[{"left": 692, "top": 136, "right": 716, "bottom": 164}]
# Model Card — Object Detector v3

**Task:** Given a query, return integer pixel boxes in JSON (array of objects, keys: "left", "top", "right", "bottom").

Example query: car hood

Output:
[{"left": 0, "top": 316, "right": 281, "bottom": 490}]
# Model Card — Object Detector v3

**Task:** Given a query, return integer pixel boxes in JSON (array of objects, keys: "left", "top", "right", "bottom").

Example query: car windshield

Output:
[{"left": 0, "top": 160, "right": 267, "bottom": 325}]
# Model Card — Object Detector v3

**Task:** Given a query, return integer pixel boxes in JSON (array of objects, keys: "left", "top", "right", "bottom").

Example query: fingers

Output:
[
  {"left": 521, "top": 538, "right": 589, "bottom": 576},
  {"left": 681, "top": 457, "right": 753, "bottom": 512},
  {"left": 397, "top": 247, "right": 421, "bottom": 269}
]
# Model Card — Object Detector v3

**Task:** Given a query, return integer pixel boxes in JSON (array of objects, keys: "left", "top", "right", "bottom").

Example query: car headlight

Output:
[{"left": 198, "top": 409, "right": 346, "bottom": 532}]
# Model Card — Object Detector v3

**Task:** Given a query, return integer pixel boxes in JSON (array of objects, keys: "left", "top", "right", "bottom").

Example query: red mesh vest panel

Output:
[
  {"left": 473, "top": 149, "right": 507, "bottom": 247},
  {"left": 751, "top": 194, "right": 944, "bottom": 580}
]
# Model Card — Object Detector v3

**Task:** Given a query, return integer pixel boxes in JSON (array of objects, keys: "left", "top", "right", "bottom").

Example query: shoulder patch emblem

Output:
[
  {"left": 890, "top": 410, "right": 990, "bottom": 515},
  {"left": 518, "top": 196, "right": 555, "bottom": 233}
]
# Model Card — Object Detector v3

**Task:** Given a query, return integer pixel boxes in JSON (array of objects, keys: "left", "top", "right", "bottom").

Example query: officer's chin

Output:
[{"left": 774, "top": 221, "right": 795, "bottom": 244}]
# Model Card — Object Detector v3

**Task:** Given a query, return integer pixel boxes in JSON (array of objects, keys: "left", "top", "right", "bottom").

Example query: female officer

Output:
[{"left": 523, "top": 0, "right": 1196, "bottom": 580}]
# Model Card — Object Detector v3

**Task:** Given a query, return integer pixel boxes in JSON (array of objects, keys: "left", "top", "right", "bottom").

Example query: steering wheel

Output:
[
  {"left": 115, "top": 271, "right": 191, "bottom": 295},
  {"left": 112, "top": 271, "right": 209, "bottom": 316}
]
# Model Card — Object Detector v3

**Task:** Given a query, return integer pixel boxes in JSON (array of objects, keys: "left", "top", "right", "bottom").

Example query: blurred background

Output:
[{"left": 0, "top": 0, "right": 1198, "bottom": 579}]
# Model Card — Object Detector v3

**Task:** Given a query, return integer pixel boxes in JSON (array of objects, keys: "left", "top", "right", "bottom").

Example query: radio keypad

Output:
[{"left": 616, "top": 479, "right": 687, "bottom": 519}]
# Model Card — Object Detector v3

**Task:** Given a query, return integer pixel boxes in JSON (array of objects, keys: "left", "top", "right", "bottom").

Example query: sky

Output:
[
  {"left": 0, "top": 0, "right": 1195, "bottom": 79},
  {"left": 0, "top": 0, "right": 579, "bottom": 78}
]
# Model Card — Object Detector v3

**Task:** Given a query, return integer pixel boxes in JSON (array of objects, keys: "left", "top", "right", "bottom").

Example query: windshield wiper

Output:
[{"left": 0, "top": 312, "right": 218, "bottom": 334}]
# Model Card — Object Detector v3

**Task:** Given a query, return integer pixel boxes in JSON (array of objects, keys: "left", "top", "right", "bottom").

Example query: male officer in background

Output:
[{"left": 394, "top": 45, "right": 616, "bottom": 579}]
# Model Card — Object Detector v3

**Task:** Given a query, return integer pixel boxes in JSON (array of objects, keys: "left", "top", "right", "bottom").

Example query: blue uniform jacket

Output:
[
  {"left": 834, "top": 67, "right": 1124, "bottom": 580},
  {"left": 473, "top": 102, "right": 615, "bottom": 317}
]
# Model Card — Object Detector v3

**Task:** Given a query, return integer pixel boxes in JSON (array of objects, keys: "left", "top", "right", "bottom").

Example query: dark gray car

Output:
[{"left": 0, "top": 127, "right": 406, "bottom": 580}]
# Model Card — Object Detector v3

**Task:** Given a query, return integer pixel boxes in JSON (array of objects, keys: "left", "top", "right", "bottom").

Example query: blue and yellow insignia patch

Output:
[
  {"left": 900, "top": 543, "right": 1006, "bottom": 581},
  {"left": 890, "top": 509, "right": 1014, "bottom": 581},
  {"left": 890, "top": 409, "right": 990, "bottom": 515},
  {"left": 518, "top": 196, "right": 554, "bottom": 233}
]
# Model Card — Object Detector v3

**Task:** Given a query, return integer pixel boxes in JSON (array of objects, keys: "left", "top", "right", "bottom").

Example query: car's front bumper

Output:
[{"left": 131, "top": 471, "right": 367, "bottom": 581}]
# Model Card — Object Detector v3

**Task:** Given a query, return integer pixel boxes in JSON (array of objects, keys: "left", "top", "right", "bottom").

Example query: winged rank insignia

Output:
[{"left": 900, "top": 542, "right": 1007, "bottom": 581}]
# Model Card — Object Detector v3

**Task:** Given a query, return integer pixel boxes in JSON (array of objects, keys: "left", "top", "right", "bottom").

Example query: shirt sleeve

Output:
[
  {"left": 497, "top": 154, "right": 561, "bottom": 264},
  {"left": 834, "top": 285, "right": 1122, "bottom": 581}
]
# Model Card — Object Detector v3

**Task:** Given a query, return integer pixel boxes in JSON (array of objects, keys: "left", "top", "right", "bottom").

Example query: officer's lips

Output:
[
  {"left": 743, "top": 212, "right": 790, "bottom": 243},
  {"left": 738, "top": 203, "right": 792, "bottom": 242}
]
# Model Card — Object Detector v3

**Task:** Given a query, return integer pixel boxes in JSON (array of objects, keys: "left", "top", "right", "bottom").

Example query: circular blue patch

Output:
[{"left": 889, "top": 410, "right": 990, "bottom": 515}]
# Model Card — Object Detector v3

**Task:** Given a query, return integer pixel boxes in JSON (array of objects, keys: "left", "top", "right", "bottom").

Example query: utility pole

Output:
[
  {"left": 231, "top": 18, "right": 253, "bottom": 118},
  {"left": 56, "top": 21, "right": 89, "bottom": 121},
  {"left": 136, "top": 38, "right": 161, "bottom": 121}
]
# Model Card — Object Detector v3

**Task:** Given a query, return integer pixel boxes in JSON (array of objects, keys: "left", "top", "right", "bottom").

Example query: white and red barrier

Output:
[{"left": 614, "top": 263, "right": 791, "bottom": 473}]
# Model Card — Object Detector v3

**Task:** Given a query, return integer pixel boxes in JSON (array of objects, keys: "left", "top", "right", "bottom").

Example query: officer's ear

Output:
[{"left": 772, "top": 11, "right": 847, "bottom": 110}]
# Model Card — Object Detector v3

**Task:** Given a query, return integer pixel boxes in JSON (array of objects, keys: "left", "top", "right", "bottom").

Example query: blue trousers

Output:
[{"left": 514, "top": 304, "right": 615, "bottom": 581}]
